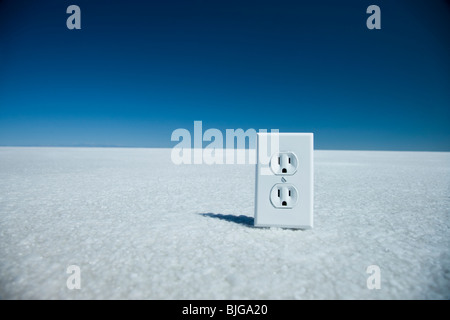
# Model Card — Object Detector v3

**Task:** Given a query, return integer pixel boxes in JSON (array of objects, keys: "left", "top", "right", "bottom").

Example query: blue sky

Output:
[{"left": 0, "top": 0, "right": 449, "bottom": 150}]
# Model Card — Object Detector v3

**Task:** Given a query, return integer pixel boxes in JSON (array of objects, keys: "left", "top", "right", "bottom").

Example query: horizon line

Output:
[{"left": 0, "top": 145, "right": 448, "bottom": 153}]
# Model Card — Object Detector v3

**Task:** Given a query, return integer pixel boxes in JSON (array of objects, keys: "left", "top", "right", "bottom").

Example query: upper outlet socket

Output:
[{"left": 270, "top": 152, "right": 298, "bottom": 175}]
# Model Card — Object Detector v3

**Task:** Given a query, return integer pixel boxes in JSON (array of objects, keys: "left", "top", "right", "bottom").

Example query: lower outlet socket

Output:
[{"left": 270, "top": 184, "right": 298, "bottom": 209}]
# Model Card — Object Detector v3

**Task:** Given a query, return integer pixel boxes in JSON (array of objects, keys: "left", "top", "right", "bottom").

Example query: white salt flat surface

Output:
[{"left": 0, "top": 147, "right": 449, "bottom": 299}]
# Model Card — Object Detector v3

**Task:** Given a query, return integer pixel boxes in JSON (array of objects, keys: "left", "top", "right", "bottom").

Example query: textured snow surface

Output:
[{"left": 0, "top": 147, "right": 449, "bottom": 299}]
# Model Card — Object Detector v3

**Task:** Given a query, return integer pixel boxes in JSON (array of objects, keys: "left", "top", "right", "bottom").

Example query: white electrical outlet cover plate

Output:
[{"left": 254, "top": 133, "right": 313, "bottom": 229}]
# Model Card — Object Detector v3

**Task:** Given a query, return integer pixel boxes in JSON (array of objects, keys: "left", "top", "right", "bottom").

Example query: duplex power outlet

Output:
[{"left": 254, "top": 133, "right": 313, "bottom": 229}]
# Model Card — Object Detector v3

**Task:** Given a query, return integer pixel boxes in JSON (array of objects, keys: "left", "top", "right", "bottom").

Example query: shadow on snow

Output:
[{"left": 199, "top": 213, "right": 254, "bottom": 227}]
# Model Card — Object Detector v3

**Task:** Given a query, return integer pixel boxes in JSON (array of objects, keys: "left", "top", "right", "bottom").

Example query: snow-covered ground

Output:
[{"left": 0, "top": 147, "right": 449, "bottom": 299}]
